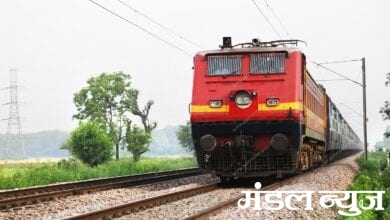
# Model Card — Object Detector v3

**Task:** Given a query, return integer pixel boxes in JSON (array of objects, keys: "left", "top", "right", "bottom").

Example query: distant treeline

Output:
[
  {"left": 146, "top": 125, "right": 190, "bottom": 156},
  {"left": 0, "top": 130, "right": 69, "bottom": 159},
  {"left": 0, "top": 126, "right": 189, "bottom": 159},
  {"left": 375, "top": 125, "right": 390, "bottom": 151}
]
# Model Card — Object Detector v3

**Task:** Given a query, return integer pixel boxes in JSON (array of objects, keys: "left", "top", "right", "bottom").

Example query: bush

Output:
[
  {"left": 57, "top": 158, "right": 79, "bottom": 170},
  {"left": 383, "top": 168, "right": 390, "bottom": 188},
  {"left": 63, "top": 122, "right": 114, "bottom": 166},
  {"left": 126, "top": 125, "right": 151, "bottom": 162},
  {"left": 344, "top": 152, "right": 389, "bottom": 220}
]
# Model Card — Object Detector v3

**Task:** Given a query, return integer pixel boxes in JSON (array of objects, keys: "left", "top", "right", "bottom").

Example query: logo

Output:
[{"left": 238, "top": 182, "right": 385, "bottom": 216}]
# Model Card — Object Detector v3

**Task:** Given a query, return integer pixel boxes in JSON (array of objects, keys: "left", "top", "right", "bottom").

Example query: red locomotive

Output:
[{"left": 190, "top": 37, "right": 362, "bottom": 181}]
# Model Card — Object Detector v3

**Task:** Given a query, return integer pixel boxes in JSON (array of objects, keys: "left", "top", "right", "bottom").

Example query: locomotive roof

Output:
[{"left": 196, "top": 46, "right": 302, "bottom": 56}]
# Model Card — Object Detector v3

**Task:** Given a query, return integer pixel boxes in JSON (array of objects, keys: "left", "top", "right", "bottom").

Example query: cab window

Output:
[
  {"left": 207, "top": 55, "right": 241, "bottom": 75},
  {"left": 250, "top": 53, "right": 285, "bottom": 74}
]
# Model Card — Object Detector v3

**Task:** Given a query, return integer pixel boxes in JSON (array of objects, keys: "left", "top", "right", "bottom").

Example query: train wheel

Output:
[{"left": 219, "top": 176, "right": 231, "bottom": 184}]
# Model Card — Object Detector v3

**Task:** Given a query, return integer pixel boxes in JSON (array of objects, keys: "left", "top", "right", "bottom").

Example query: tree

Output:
[
  {"left": 126, "top": 91, "right": 157, "bottom": 159},
  {"left": 175, "top": 121, "right": 194, "bottom": 152},
  {"left": 384, "top": 126, "right": 390, "bottom": 147},
  {"left": 380, "top": 72, "right": 390, "bottom": 137},
  {"left": 130, "top": 93, "right": 157, "bottom": 134},
  {"left": 72, "top": 71, "right": 137, "bottom": 160},
  {"left": 125, "top": 124, "right": 151, "bottom": 161},
  {"left": 63, "top": 122, "right": 113, "bottom": 166},
  {"left": 72, "top": 71, "right": 156, "bottom": 161}
]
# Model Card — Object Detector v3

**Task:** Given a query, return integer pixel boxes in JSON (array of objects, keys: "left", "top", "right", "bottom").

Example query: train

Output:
[{"left": 190, "top": 37, "right": 363, "bottom": 181}]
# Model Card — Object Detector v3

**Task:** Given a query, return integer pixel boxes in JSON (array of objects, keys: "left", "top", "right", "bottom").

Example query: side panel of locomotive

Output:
[
  {"left": 303, "top": 70, "right": 327, "bottom": 143},
  {"left": 298, "top": 68, "right": 328, "bottom": 171}
]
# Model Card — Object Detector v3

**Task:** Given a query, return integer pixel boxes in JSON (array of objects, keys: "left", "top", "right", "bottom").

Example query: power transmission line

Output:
[
  {"left": 313, "top": 62, "right": 362, "bottom": 86},
  {"left": 317, "top": 59, "right": 362, "bottom": 65},
  {"left": 339, "top": 102, "right": 363, "bottom": 117},
  {"left": 118, "top": 0, "right": 202, "bottom": 49},
  {"left": 250, "top": 0, "right": 282, "bottom": 39},
  {"left": 263, "top": 0, "right": 290, "bottom": 37},
  {"left": 316, "top": 78, "right": 349, "bottom": 82},
  {"left": 2, "top": 68, "right": 25, "bottom": 158},
  {"left": 88, "top": 0, "right": 192, "bottom": 56}
]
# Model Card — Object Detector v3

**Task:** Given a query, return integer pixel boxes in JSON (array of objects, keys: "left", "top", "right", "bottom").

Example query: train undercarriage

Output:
[{"left": 192, "top": 121, "right": 327, "bottom": 180}]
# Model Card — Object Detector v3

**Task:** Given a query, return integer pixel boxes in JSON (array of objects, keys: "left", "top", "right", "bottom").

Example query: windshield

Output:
[
  {"left": 207, "top": 55, "right": 241, "bottom": 76},
  {"left": 249, "top": 53, "right": 285, "bottom": 74}
]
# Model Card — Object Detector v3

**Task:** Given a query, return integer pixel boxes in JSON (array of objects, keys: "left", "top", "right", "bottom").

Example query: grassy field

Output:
[
  {"left": 0, "top": 156, "right": 197, "bottom": 190},
  {"left": 343, "top": 151, "right": 390, "bottom": 220}
]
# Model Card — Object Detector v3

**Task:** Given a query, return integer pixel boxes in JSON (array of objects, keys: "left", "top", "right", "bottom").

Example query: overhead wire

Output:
[
  {"left": 338, "top": 102, "right": 363, "bottom": 117},
  {"left": 317, "top": 59, "right": 362, "bottom": 65},
  {"left": 117, "top": 0, "right": 202, "bottom": 49},
  {"left": 316, "top": 79, "right": 350, "bottom": 82},
  {"left": 0, "top": 6, "right": 43, "bottom": 43},
  {"left": 316, "top": 66, "right": 363, "bottom": 135},
  {"left": 250, "top": 0, "right": 282, "bottom": 39},
  {"left": 308, "top": 62, "right": 363, "bottom": 132},
  {"left": 88, "top": 0, "right": 192, "bottom": 56},
  {"left": 263, "top": 0, "right": 290, "bottom": 38},
  {"left": 312, "top": 62, "right": 362, "bottom": 86},
  {"left": 311, "top": 5, "right": 364, "bottom": 42}
]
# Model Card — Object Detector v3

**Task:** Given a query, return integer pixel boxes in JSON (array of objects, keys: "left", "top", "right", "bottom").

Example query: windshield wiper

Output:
[{"left": 223, "top": 70, "right": 240, "bottom": 78}]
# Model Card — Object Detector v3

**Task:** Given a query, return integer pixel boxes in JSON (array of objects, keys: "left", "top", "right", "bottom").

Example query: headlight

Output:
[
  {"left": 209, "top": 100, "right": 222, "bottom": 108},
  {"left": 266, "top": 98, "right": 279, "bottom": 107},
  {"left": 234, "top": 91, "right": 252, "bottom": 108}
]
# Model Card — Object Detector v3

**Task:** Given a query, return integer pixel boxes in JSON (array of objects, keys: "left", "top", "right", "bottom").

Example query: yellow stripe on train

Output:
[
  {"left": 191, "top": 102, "right": 303, "bottom": 113},
  {"left": 258, "top": 102, "right": 303, "bottom": 111},
  {"left": 190, "top": 105, "right": 229, "bottom": 113}
]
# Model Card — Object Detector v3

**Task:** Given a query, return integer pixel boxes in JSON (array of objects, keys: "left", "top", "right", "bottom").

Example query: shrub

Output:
[
  {"left": 63, "top": 122, "right": 114, "bottom": 166},
  {"left": 344, "top": 152, "right": 388, "bottom": 220},
  {"left": 57, "top": 158, "right": 79, "bottom": 170},
  {"left": 383, "top": 168, "right": 390, "bottom": 188},
  {"left": 125, "top": 125, "right": 151, "bottom": 162}
]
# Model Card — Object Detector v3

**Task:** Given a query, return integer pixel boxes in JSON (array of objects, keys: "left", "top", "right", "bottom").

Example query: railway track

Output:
[
  {"left": 64, "top": 183, "right": 219, "bottom": 220},
  {"left": 183, "top": 179, "right": 291, "bottom": 219},
  {"left": 0, "top": 168, "right": 201, "bottom": 210},
  {"left": 63, "top": 178, "right": 291, "bottom": 219}
]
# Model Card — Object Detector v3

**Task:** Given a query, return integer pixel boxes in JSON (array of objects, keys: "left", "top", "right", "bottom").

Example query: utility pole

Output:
[
  {"left": 362, "top": 57, "right": 368, "bottom": 161},
  {"left": 3, "top": 68, "right": 25, "bottom": 158},
  {"left": 314, "top": 58, "right": 368, "bottom": 161}
]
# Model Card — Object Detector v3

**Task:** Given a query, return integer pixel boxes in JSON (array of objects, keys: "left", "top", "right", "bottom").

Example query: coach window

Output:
[
  {"left": 207, "top": 55, "right": 241, "bottom": 76},
  {"left": 249, "top": 53, "right": 285, "bottom": 74}
]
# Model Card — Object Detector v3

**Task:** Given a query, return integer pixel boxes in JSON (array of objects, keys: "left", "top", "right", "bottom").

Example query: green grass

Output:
[
  {"left": 0, "top": 156, "right": 197, "bottom": 190},
  {"left": 341, "top": 151, "right": 390, "bottom": 220}
]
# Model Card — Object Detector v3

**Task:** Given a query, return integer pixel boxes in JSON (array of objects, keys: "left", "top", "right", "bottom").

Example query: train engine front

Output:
[{"left": 190, "top": 37, "right": 308, "bottom": 179}]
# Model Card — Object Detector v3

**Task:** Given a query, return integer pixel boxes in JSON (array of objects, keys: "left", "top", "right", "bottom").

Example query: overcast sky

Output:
[{"left": 0, "top": 0, "right": 389, "bottom": 146}]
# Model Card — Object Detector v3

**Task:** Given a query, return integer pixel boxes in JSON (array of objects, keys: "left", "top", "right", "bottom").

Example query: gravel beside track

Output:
[
  {"left": 120, "top": 153, "right": 360, "bottom": 219},
  {"left": 0, "top": 174, "right": 218, "bottom": 219},
  {"left": 118, "top": 187, "right": 246, "bottom": 220},
  {"left": 208, "top": 153, "right": 361, "bottom": 220}
]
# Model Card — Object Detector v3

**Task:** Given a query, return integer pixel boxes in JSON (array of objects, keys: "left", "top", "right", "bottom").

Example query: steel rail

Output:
[
  {"left": 0, "top": 168, "right": 201, "bottom": 210},
  {"left": 183, "top": 178, "right": 294, "bottom": 219},
  {"left": 64, "top": 183, "right": 219, "bottom": 220}
]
